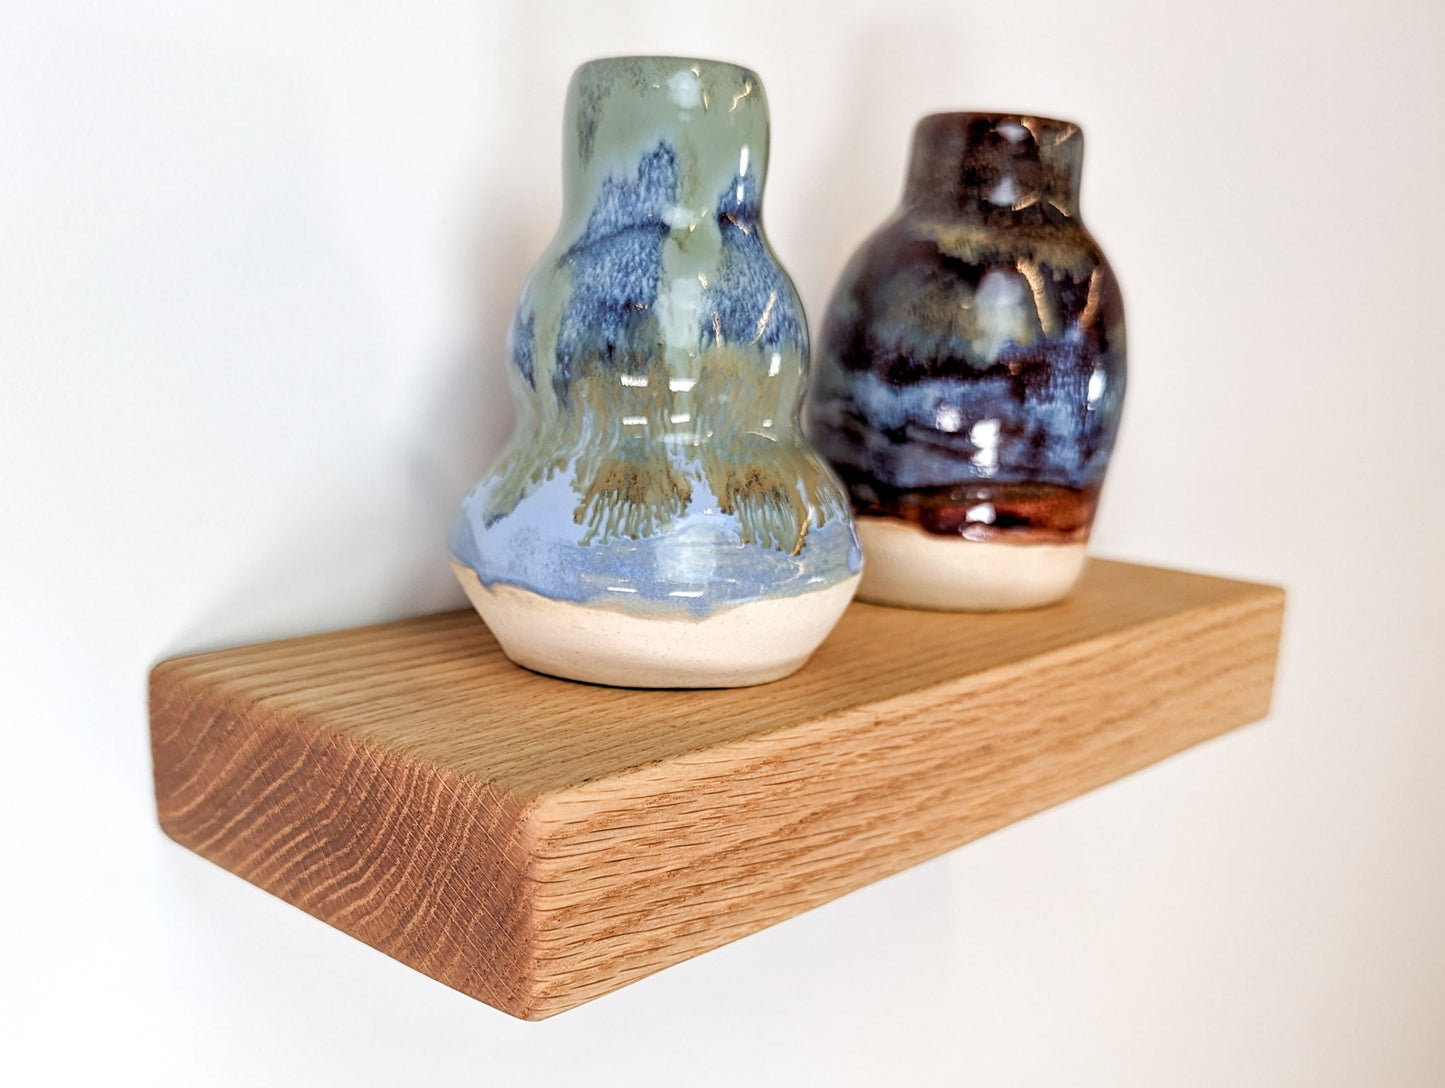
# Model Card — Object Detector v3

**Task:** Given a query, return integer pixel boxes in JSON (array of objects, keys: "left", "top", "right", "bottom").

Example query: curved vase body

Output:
[
  {"left": 450, "top": 57, "right": 861, "bottom": 687},
  {"left": 806, "top": 113, "right": 1126, "bottom": 610}
]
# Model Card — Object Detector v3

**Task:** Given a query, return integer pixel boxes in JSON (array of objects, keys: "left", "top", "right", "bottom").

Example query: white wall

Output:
[{"left": 4, "top": 0, "right": 1442, "bottom": 1083}]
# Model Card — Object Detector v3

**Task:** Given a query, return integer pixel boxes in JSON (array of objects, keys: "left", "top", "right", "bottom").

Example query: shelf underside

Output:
[{"left": 149, "top": 559, "right": 1284, "bottom": 1019}]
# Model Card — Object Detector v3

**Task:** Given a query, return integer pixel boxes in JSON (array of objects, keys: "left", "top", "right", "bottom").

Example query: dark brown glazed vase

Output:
[{"left": 805, "top": 113, "right": 1126, "bottom": 610}]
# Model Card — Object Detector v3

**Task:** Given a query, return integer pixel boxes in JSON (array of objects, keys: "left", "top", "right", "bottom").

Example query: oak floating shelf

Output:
[{"left": 150, "top": 559, "right": 1283, "bottom": 1020}]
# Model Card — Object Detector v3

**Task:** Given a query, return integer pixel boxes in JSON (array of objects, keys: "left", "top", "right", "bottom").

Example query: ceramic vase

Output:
[
  {"left": 806, "top": 113, "right": 1126, "bottom": 610},
  {"left": 449, "top": 56, "right": 861, "bottom": 688}
]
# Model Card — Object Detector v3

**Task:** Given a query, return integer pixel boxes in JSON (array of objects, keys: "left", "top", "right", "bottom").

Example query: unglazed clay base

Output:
[
  {"left": 452, "top": 563, "right": 861, "bottom": 688},
  {"left": 855, "top": 516, "right": 1087, "bottom": 611}
]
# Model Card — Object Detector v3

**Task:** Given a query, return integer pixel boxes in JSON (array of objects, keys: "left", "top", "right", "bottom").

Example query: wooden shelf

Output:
[{"left": 149, "top": 559, "right": 1283, "bottom": 1020}]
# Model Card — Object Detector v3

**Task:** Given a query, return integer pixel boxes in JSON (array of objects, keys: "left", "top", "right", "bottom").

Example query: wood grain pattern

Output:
[{"left": 150, "top": 559, "right": 1284, "bottom": 1019}]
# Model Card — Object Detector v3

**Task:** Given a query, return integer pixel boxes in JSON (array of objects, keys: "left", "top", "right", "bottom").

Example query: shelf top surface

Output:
[{"left": 152, "top": 559, "right": 1280, "bottom": 800}]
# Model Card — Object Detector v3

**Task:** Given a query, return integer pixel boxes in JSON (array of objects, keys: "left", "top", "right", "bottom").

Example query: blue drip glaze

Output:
[
  {"left": 509, "top": 310, "right": 536, "bottom": 390},
  {"left": 554, "top": 143, "right": 677, "bottom": 395},
  {"left": 449, "top": 465, "right": 861, "bottom": 618},
  {"left": 703, "top": 174, "right": 805, "bottom": 352}
]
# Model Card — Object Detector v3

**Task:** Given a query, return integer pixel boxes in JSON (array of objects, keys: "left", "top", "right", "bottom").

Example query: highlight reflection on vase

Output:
[
  {"left": 806, "top": 112, "right": 1126, "bottom": 610},
  {"left": 449, "top": 56, "right": 861, "bottom": 687}
]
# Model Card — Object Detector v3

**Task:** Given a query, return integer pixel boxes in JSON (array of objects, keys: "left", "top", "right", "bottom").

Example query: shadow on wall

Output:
[
  {"left": 399, "top": 193, "right": 538, "bottom": 609},
  {"left": 165, "top": 125, "right": 548, "bottom": 657},
  {"left": 790, "top": 19, "right": 970, "bottom": 328}
]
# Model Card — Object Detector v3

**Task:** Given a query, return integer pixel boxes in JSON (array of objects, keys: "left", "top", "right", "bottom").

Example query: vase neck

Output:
[
  {"left": 561, "top": 56, "right": 769, "bottom": 231},
  {"left": 903, "top": 113, "right": 1083, "bottom": 220}
]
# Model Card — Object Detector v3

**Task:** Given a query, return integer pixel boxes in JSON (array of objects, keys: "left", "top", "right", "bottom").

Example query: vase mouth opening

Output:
[
  {"left": 916, "top": 111, "right": 1082, "bottom": 134},
  {"left": 904, "top": 112, "right": 1086, "bottom": 219},
  {"left": 575, "top": 54, "right": 759, "bottom": 77}
]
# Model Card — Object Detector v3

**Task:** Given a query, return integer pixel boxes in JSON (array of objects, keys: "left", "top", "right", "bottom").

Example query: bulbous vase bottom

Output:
[
  {"left": 854, "top": 517, "right": 1086, "bottom": 611},
  {"left": 451, "top": 563, "right": 861, "bottom": 689}
]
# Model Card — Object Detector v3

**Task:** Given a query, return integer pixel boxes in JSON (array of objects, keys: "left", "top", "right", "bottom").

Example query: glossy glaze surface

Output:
[
  {"left": 450, "top": 57, "right": 859, "bottom": 623},
  {"left": 806, "top": 113, "right": 1126, "bottom": 547}
]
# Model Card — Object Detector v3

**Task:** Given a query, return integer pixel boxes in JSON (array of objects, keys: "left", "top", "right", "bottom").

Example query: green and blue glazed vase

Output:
[
  {"left": 449, "top": 56, "right": 861, "bottom": 687},
  {"left": 806, "top": 113, "right": 1126, "bottom": 610}
]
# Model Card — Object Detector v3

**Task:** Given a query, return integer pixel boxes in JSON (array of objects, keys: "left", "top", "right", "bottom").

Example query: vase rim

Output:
[
  {"left": 916, "top": 111, "right": 1082, "bottom": 132},
  {"left": 574, "top": 55, "right": 761, "bottom": 77}
]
